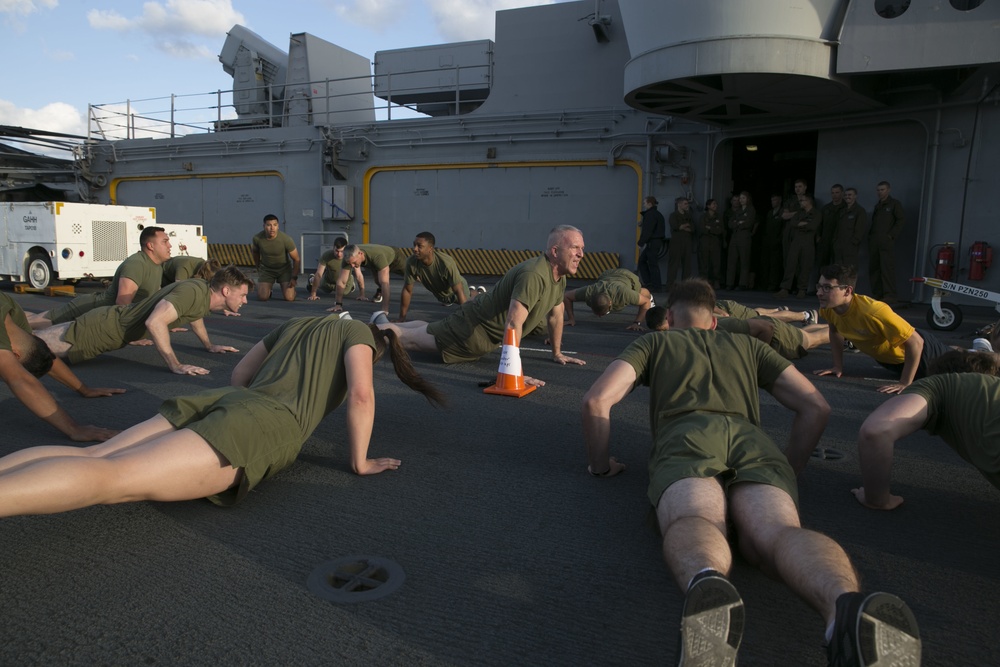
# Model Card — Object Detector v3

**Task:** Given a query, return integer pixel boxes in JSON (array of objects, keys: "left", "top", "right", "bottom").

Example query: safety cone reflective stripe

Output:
[{"left": 484, "top": 326, "right": 538, "bottom": 398}]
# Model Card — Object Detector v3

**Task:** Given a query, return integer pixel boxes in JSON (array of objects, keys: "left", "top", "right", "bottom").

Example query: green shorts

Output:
[
  {"left": 716, "top": 300, "right": 758, "bottom": 320},
  {"left": 647, "top": 412, "right": 798, "bottom": 508},
  {"left": 258, "top": 263, "right": 293, "bottom": 285},
  {"left": 764, "top": 317, "right": 808, "bottom": 360},
  {"left": 159, "top": 387, "right": 302, "bottom": 506},
  {"left": 427, "top": 314, "right": 500, "bottom": 363}
]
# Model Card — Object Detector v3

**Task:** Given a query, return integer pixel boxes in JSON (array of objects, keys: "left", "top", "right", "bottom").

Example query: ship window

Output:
[
  {"left": 874, "top": 0, "right": 911, "bottom": 18},
  {"left": 950, "top": 0, "right": 984, "bottom": 9}
]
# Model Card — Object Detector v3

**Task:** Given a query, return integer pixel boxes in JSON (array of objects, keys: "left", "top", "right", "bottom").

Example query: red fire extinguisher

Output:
[
  {"left": 969, "top": 241, "right": 993, "bottom": 281},
  {"left": 934, "top": 243, "right": 955, "bottom": 280}
]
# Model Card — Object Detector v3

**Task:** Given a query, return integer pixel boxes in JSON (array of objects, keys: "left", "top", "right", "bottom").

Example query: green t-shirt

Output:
[
  {"left": 257, "top": 315, "right": 376, "bottom": 442},
  {"left": 404, "top": 251, "right": 466, "bottom": 302},
  {"left": 359, "top": 244, "right": 404, "bottom": 274},
  {"left": 65, "top": 279, "right": 212, "bottom": 363},
  {"left": 617, "top": 329, "right": 790, "bottom": 436},
  {"left": 319, "top": 249, "right": 356, "bottom": 293},
  {"left": 0, "top": 292, "right": 31, "bottom": 352},
  {"left": 579, "top": 269, "right": 641, "bottom": 312},
  {"left": 49, "top": 251, "right": 164, "bottom": 324},
  {"left": 107, "top": 251, "right": 163, "bottom": 302},
  {"left": 903, "top": 373, "right": 1000, "bottom": 489},
  {"left": 161, "top": 256, "right": 206, "bottom": 286},
  {"left": 252, "top": 231, "right": 296, "bottom": 270},
  {"left": 427, "top": 255, "right": 566, "bottom": 360}
]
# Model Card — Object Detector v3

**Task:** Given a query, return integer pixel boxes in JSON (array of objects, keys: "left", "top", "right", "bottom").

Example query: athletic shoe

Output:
[
  {"left": 338, "top": 311, "right": 352, "bottom": 320},
  {"left": 307, "top": 273, "right": 315, "bottom": 287},
  {"left": 649, "top": 296, "right": 656, "bottom": 308},
  {"left": 777, "top": 305, "right": 790, "bottom": 311},
  {"left": 804, "top": 309, "right": 819, "bottom": 325},
  {"left": 476, "top": 285, "right": 487, "bottom": 295},
  {"left": 373, "top": 288, "right": 383, "bottom": 303},
  {"left": 845, "top": 341, "right": 860, "bottom": 353},
  {"left": 677, "top": 570, "right": 744, "bottom": 666},
  {"left": 826, "top": 592, "right": 920, "bottom": 667},
  {"left": 972, "top": 337, "right": 994, "bottom": 352},
  {"left": 369, "top": 311, "right": 389, "bottom": 325}
]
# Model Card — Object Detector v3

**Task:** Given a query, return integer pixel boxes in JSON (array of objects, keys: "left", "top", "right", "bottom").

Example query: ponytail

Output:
[{"left": 368, "top": 324, "right": 447, "bottom": 407}]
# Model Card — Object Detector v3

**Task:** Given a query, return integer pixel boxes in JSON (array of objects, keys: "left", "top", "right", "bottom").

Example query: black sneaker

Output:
[
  {"left": 826, "top": 592, "right": 920, "bottom": 667},
  {"left": 844, "top": 341, "right": 860, "bottom": 353},
  {"left": 677, "top": 570, "right": 744, "bottom": 666},
  {"left": 373, "top": 288, "right": 383, "bottom": 303},
  {"left": 804, "top": 309, "right": 819, "bottom": 325}
]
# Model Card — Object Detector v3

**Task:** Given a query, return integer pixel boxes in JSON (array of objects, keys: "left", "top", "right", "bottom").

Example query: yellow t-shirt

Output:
[{"left": 820, "top": 293, "right": 914, "bottom": 364}]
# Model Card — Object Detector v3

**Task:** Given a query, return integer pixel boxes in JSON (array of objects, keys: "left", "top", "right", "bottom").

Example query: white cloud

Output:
[
  {"left": 87, "top": 0, "right": 244, "bottom": 57},
  {"left": 332, "top": 0, "right": 406, "bottom": 30},
  {"left": 0, "top": 0, "right": 58, "bottom": 16},
  {"left": 0, "top": 99, "right": 85, "bottom": 136},
  {"left": 160, "top": 40, "right": 214, "bottom": 59},
  {"left": 425, "top": 0, "right": 560, "bottom": 41}
]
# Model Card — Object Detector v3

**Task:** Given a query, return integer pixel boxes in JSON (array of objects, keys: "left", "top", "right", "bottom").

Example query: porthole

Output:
[
  {"left": 950, "top": 0, "right": 984, "bottom": 10},
  {"left": 875, "top": 0, "right": 911, "bottom": 18}
]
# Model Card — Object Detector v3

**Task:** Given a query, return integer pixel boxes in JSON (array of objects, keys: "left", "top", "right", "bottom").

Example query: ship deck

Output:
[{"left": 2, "top": 278, "right": 997, "bottom": 666}]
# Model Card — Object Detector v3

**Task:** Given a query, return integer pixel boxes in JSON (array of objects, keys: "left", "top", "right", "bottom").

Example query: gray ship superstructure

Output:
[{"left": 77, "top": 0, "right": 1000, "bottom": 297}]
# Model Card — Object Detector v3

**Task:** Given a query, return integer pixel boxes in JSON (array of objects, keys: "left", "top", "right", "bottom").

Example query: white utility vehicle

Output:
[{"left": 0, "top": 202, "right": 207, "bottom": 288}]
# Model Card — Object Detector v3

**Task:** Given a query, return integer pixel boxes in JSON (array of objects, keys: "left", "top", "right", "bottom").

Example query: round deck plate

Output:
[{"left": 307, "top": 556, "right": 406, "bottom": 603}]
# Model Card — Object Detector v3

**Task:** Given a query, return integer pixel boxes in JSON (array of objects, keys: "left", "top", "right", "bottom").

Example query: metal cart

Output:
[{"left": 911, "top": 276, "right": 1000, "bottom": 331}]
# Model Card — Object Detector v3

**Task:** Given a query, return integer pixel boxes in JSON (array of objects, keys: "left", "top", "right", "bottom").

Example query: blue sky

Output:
[{"left": 1, "top": 0, "right": 567, "bottom": 148}]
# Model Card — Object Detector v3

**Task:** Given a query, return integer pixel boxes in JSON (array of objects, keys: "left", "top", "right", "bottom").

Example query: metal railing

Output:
[{"left": 87, "top": 62, "right": 492, "bottom": 142}]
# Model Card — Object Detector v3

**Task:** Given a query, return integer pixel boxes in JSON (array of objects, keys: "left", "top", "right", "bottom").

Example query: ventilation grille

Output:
[{"left": 92, "top": 220, "right": 130, "bottom": 262}]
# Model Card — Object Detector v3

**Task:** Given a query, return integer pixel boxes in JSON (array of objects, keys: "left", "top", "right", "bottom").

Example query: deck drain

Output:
[{"left": 307, "top": 556, "right": 405, "bottom": 603}]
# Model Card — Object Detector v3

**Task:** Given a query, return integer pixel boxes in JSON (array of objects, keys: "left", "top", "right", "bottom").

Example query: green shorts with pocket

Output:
[
  {"left": 159, "top": 387, "right": 302, "bottom": 506},
  {"left": 763, "top": 317, "right": 808, "bottom": 359},
  {"left": 647, "top": 412, "right": 797, "bottom": 508},
  {"left": 426, "top": 315, "right": 499, "bottom": 363}
]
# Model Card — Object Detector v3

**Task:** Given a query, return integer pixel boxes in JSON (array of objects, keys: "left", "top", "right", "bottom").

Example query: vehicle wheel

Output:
[
  {"left": 26, "top": 252, "right": 54, "bottom": 289},
  {"left": 926, "top": 302, "right": 962, "bottom": 331}
]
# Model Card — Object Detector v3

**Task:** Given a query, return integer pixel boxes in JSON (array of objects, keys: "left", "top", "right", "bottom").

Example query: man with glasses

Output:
[
  {"left": 563, "top": 268, "right": 654, "bottom": 331},
  {"left": 813, "top": 264, "right": 950, "bottom": 394}
]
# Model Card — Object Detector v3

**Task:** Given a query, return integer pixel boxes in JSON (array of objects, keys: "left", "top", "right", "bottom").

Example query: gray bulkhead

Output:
[{"left": 81, "top": 0, "right": 1000, "bottom": 302}]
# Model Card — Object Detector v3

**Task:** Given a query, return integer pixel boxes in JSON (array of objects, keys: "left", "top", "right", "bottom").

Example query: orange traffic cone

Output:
[{"left": 484, "top": 326, "right": 538, "bottom": 398}]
